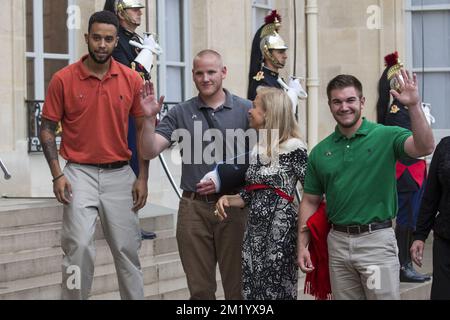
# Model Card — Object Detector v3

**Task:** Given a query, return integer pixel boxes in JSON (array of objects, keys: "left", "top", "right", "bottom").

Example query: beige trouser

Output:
[
  {"left": 327, "top": 227, "right": 400, "bottom": 300},
  {"left": 176, "top": 196, "right": 248, "bottom": 300},
  {"left": 61, "top": 163, "right": 143, "bottom": 300}
]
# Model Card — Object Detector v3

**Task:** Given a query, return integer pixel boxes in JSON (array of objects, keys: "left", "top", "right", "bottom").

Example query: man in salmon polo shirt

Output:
[{"left": 39, "top": 10, "right": 147, "bottom": 300}]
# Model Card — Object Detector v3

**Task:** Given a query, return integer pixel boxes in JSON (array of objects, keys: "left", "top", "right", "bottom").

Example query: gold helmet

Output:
[
  {"left": 384, "top": 51, "right": 404, "bottom": 92},
  {"left": 115, "top": 0, "right": 145, "bottom": 12},
  {"left": 109, "top": 0, "right": 145, "bottom": 26},
  {"left": 259, "top": 10, "right": 288, "bottom": 68}
]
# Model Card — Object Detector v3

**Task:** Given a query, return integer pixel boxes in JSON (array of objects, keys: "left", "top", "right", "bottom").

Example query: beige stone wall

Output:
[
  {"left": 316, "top": 0, "right": 405, "bottom": 141},
  {"left": 190, "top": 0, "right": 252, "bottom": 99},
  {"left": 275, "top": 0, "right": 308, "bottom": 140},
  {"left": 0, "top": 0, "right": 30, "bottom": 195}
]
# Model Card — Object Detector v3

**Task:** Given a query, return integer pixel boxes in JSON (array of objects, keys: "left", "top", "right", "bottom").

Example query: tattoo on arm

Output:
[{"left": 40, "top": 119, "right": 59, "bottom": 163}]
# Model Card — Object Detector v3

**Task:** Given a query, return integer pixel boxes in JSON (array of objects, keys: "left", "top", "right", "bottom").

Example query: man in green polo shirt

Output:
[{"left": 298, "top": 71, "right": 434, "bottom": 300}]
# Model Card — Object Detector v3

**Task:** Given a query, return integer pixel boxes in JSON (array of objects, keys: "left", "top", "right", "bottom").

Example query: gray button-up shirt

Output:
[{"left": 156, "top": 89, "right": 252, "bottom": 192}]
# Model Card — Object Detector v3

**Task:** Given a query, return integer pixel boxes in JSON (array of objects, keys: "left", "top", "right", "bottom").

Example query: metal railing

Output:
[
  {"left": 26, "top": 100, "right": 62, "bottom": 153},
  {"left": 0, "top": 158, "right": 11, "bottom": 180},
  {"left": 27, "top": 100, "right": 44, "bottom": 153},
  {"left": 26, "top": 100, "right": 179, "bottom": 153}
]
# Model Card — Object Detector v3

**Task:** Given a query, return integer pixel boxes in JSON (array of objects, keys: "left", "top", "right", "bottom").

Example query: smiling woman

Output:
[{"left": 216, "top": 87, "right": 308, "bottom": 300}]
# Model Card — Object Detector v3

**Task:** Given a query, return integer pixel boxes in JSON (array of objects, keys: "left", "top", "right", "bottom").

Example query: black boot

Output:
[{"left": 396, "top": 225, "right": 431, "bottom": 283}]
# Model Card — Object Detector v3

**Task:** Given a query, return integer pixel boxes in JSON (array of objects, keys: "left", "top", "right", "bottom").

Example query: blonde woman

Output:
[{"left": 216, "top": 87, "right": 308, "bottom": 300}]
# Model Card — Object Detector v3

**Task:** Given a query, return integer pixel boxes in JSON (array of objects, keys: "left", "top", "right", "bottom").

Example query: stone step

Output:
[
  {"left": 151, "top": 279, "right": 225, "bottom": 300},
  {"left": 3, "top": 255, "right": 431, "bottom": 300},
  {"left": 92, "top": 271, "right": 225, "bottom": 300},
  {"left": 0, "top": 199, "right": 176, "bottom": 230},
  {"left": 0, "top": 210, "right": 175, "bottom": 254},
  {"left": 0, "top": 222, "right": 62, "bottom": 254},
  {"left": 0, "top": 252, "right": 183, "bottom": 300},
  {"left": 0, "top": 199, "right": 62, "bottom": 229},
  {"left": 0, "top": 229, "right": 177, "bottom": 282}
]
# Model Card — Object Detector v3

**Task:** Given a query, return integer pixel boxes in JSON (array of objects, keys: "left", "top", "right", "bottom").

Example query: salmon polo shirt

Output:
[{"left": 42, "top": 55, "right": 144, "bottom": 164}]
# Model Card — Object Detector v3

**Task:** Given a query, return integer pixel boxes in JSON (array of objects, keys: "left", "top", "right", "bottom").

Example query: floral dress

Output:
[{"left": 239, "top": 138, "right": 308, "bottom": 300}]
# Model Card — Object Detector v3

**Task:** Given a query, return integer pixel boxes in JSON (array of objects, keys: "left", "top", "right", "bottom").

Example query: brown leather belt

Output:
[
  {"left": 69, "top": 161, "right": 129, "bottom": 169},
  {"left": 182, "top": 191, "right": 226, "bottom": 203},
  {"left": 331, "top": 220, "right": 392, "bottom": 235}
]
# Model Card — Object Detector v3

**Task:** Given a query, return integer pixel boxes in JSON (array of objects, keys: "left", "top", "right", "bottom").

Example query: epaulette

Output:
[{"left": 253, "top": 71, "right": 265, "bottom": 81}]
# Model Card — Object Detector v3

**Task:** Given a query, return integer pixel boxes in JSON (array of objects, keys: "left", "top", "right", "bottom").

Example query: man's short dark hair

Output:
[
  {"left": 327, "top": 74, "right": 363, "bottom": 101},
  {"left": 88, "top": 10, "right": 119, "bottom": 33}
]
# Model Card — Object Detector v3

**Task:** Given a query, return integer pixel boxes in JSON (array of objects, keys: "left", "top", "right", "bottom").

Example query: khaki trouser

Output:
[
  {"left": 176, "top": 196, "right": 248, "bottom": 300},
  {"left": 61, "top": 163, "right": 144, "bottom": 300},
  {"left": 327, "top": 227, "right": 400, "bottom": 300}
]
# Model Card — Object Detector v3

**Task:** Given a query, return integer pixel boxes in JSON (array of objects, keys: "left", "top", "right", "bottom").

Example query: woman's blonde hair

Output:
[{"left": 255, "top": 86, "right": 302, "bottom": 157}]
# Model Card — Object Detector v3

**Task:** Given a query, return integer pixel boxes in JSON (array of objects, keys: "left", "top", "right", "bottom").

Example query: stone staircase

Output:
[
  {"left": 0, "top": 198, "right": 432, "bottom": 300},
  {"left": 0, "top": 198, "right": 209, "bottom": 300}
]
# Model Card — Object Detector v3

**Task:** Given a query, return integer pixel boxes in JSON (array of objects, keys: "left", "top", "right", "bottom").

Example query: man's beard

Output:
[
  {"left": 88, "top": 47, "right": 112, "bottom": 64},
  {"left": 338, "top": 117, "right": 359, "bottom": 128},
  {"left": 335, "top": 111, "right": 361, "bottom": 128}
]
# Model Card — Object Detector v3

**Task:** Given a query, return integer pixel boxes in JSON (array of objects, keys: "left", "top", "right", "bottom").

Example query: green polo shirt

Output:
[{"left": 304, "top": 118, "right": 412, "bottom": 225}]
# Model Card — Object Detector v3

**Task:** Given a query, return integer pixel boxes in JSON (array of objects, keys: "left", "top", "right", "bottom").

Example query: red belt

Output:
[{"left": 244, "top": 184, "right": 294, "bottom": 202}]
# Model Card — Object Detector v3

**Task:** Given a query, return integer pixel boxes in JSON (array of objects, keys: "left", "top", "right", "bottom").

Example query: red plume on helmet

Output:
[
  {"left": 384, "top": 51, "right": 399, "bottom": 68},
  {"left": 265, "top": 10, "right": 282, "bottom": 24}
]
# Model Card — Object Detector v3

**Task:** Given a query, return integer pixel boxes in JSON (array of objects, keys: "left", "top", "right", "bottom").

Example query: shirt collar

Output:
[
  {"left": 197, "top": 88, "right": 233, "bottom": 110},
  {"left": 333, "top": 117, "right": 371, "bottom": 142},
  {"left": 76, "top": 54, "right": 120, "bottom": 80}
]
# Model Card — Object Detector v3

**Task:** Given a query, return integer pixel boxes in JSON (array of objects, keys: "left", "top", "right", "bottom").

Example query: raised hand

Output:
[
  {"left": 140, "top": 80, "right": 165, "bottom": 118},
  {"left": 390, "top": 69, "right": 421, "bottom": 108}
]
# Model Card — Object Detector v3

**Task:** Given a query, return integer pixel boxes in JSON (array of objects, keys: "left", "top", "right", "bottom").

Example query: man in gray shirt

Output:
[{"left": 140, "top": 49, "right": 251, "bottom": 299}]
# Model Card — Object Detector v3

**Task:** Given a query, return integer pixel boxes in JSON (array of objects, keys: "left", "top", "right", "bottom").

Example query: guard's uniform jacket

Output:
[
  {"left": 111, "top": 25, "right": 150, "bottom": 176},
  {"left": 247, "top": 67, "right": 282, "bottom": 101},
  {"left": 384, "top": 99, "right": 423, "bottom": 193},
  {"left": 113, "top": 25, "right": 150, "bottom": 80}
]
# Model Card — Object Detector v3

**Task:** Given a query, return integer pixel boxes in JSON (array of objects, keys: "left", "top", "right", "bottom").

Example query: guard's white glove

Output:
[
  {"left": 129, "top": 34, "right": 163, "bottom": 74},
  {"left": 288, "top": 77, "right": 308, "bottom": 100},
  {"left": 129, "top": 33, "right": 162, "bottom": 55},
  {"left": 277, "top": 77, "right": 308, "bottom": 114},
  {"left": 421, "top": 102, "right": 435, "bottom": 126},
  {"left": 200, "top": 169, "right": 220, "bottom": 193}
]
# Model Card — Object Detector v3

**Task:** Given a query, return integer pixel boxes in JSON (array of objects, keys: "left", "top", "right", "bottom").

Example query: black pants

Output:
[{"left": 431, "top": 234, "right": 450, "bottom": 300}]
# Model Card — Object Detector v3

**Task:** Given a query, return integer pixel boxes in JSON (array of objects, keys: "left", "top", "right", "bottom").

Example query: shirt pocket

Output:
[
  {"left": 113, "top": 92, "right": 132, "bottom": 118},
  {"left": 66, "top": 92, "right": 91, "bottom": 119}
]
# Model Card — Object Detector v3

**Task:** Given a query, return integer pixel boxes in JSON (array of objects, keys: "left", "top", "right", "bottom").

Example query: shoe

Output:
[
  {"left": 400, "top": 262, "right": 431, "bottom": 283},
  {"left": 141, "top": 230, "right": 157, "bottom": 240},
  {"left": 409, "top": 267, "right": 431, "bottom": 282}
]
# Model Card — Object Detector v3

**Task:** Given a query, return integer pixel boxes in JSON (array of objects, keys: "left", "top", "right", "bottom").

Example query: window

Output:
[
  {"left": 406, "top": 0, "right": 450, "bottom": 141},
  {"left": 252, "top": 0, "right": 273, "bottom": 33},
  {"left": 156, "top": 0, "right": 191, "bottom": 102},
  {"left": 26, "top": 0, "right": 76, "bottom": 100}
]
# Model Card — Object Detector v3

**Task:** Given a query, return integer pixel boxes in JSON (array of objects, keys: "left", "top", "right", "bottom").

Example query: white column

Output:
[{"left": 306, "top": 0, "right": 319, "bottom": 148}]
